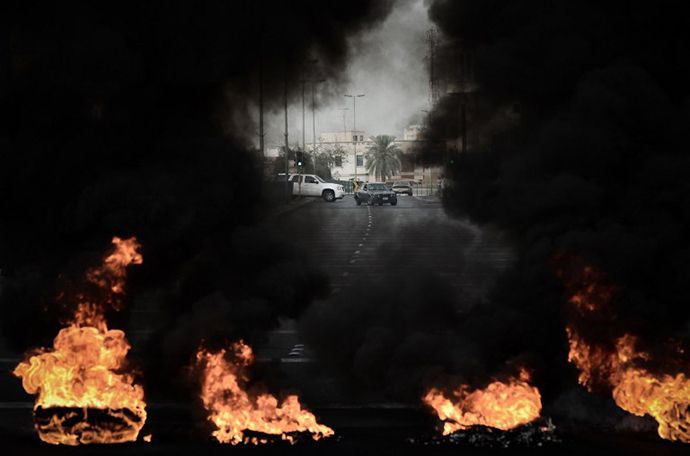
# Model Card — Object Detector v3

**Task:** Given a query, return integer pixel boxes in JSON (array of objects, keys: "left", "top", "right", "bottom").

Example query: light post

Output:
[
  {"left": 298, "top": 59, "right": 318, "bottom": 198},
  {"left": 344, "top": 94, "right": 364, "bottom": 182},
  {"left": 311, "top": 79, "right": 325, "bottom": 175},
  {"left": 421, "top": 109, "right": 430, "bottom": 192}
]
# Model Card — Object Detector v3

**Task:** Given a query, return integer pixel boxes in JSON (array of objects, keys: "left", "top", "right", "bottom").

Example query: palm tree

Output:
[{"left": 365, "top": 135, "right": 402, "bottom": 181}]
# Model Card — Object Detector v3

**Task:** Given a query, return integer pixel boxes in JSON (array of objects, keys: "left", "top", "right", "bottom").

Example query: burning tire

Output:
[{"left": 34, "top": 406, "right": 146, "bottom": 445}]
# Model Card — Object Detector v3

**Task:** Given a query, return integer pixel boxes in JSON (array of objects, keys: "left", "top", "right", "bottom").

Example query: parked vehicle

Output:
[
  {"left": 391, "top": 180, "right": 413, "bottom": 196},
  {"left": 275, "top": 173, "right": 345, "bottom": 202},
  {"left": 354, "top": 182, "right": 398, "bottom": 206}
]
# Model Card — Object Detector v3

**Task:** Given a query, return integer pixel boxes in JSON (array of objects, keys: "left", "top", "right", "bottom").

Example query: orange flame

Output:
[
  {"left": 196, "top": 342, "right": 334, "bottom": 444},
  {"left": 13, "top": 237, "right": 146, "bottom": 445},
  {"left": 565, "top": 264, "right": 690, "bottom": 443},
  {"left": 73, "top": 236, "right": 143, "bottom": 330},
  {"left": 423, "top": 370, "right": 542, "bottom": 434}
]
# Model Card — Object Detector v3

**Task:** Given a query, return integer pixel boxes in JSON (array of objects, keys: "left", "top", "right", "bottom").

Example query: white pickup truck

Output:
[{"left": 275, "top": 173, "right": 345, "bottom": 202}]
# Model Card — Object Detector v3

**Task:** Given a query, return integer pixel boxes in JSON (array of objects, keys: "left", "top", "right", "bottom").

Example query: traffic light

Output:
[
  {"left": 448, "top": 147, "right": 458, "bottom": 166},
  {"left": 296, "top": 152, "right": 303, "bottom": 167}
]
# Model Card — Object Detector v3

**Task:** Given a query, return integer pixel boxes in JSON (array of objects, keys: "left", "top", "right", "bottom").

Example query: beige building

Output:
[{"left": 307, "top": 128, "right": 443, "bottom": 184}]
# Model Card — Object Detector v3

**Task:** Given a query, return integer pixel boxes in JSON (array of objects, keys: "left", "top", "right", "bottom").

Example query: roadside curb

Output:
[{"left": 412, "top": 195, "right": 442, "bottom": 204}]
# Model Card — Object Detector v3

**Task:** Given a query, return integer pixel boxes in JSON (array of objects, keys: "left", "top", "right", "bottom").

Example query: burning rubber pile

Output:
[
  {"left": 13, "top": 237, "right": 147, "bottom": 445},
  {"left": 563, "top": 263, "right": 690, "bottom": 443},
  {"left": 419, "top": 370, "right": 558, "bottom": 447},
  {"left": 195, "top": 341, "right": 334, "bottom": 445}
]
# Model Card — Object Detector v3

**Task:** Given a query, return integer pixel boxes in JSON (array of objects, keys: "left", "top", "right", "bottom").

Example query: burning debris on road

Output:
[
  {"left": 411, "top": 417, "right": 559, "bottom": 448},
  {"left": 12, "top": 237, "right": 146, "bottom": 445},
  {"left": 561, "top": 261, "right": 690, "bottom": 444},
  {"left": 423, "top": 368, "right": 543, "bottom": 434},
  {"left": 419, "top": 367, "right": 559, "bottom": 448},
  {"left": 195, "top": 341, "right": 334, "bottom": 445}
]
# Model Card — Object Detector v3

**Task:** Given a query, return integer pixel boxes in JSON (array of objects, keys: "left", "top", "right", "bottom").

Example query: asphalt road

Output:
[
  {"left": 255, "top": 193, "right": 515, "bottom": 395},
  {"left": 274, "top": 194, "right": 514, "bottom": 303},
  {"left": 3, "top": 195, "right": 689, "bottom": 454}
]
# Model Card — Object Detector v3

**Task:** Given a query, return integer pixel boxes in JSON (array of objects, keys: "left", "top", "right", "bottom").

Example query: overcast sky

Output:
[{"left": 265, "top": 0, "right": 432, "bottom": 149}]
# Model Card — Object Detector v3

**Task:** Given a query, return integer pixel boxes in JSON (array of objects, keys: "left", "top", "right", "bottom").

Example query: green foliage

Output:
[
  {"left": 300, "top": 143, "right": 346, "bottom": 179},
  {"left": 365, "top": 135, "right": 402, "bottom": 181},
  {"left": 271, "top": 144, "right": 302, "bottom": 175},
  {"left": 271, "top": 144, "right": 347, "bottom": 180}
]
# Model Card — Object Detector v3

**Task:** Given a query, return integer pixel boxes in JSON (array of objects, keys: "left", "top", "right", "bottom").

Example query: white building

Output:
[
  {"left": 307, "top": 128, "right": 443, "bottom": 184},
  {"left": 311, "top": 130, "right": 370, "bottom": 181},
  {"left": 403, "top": 125, "right": 423, "bottom": 141}
]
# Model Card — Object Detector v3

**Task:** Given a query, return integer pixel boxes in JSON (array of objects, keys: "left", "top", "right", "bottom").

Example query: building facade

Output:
[{"left": 307, "top": 129, "right": 443, "bottom": 184}]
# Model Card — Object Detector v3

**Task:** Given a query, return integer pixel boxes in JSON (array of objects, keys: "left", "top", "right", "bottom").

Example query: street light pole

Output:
[
  {"left": 421, "top": 109, "right": 429, "bottom": 190},
  {"left": 311, "top": 79, "right": 325, "bottom": 175},
  {"left": 284, "top": 62, "right": 290, "bottom": 204},
  {"left": 298, "top": 60, "right": 317, "bottom": 198},
  {"left": 344, "top": 94, "right": 364, "bottom": 182}
]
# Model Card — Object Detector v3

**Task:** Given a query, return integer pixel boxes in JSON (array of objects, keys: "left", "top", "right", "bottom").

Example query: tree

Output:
[
  {"left": 271, "top": 144, "right": 302, "bottom": 175},
  {"left": 313, "top": 143, "right": 347, "bottom": 179},
  {"left": 365, "top": 135, "right": 402, "bottom": 181}
]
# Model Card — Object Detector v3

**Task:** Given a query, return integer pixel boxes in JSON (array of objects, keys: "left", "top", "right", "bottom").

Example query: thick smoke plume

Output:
[
  {"left": 1, "top": 0, "right": 395, "bottom": 397},
  {"left": 297, "top": 216, "right": 529, "bottom": 403},
  {"left": 421, "top": 0, "right": 690, "bottom": 428}
]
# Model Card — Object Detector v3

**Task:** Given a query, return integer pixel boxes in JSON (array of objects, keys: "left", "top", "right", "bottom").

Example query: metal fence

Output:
[
  {"left": 340, "top": 182, "right": 441, "bottom": 196},
  {"left": 411, "top": 184, "right": 440, "bottom": 197}
]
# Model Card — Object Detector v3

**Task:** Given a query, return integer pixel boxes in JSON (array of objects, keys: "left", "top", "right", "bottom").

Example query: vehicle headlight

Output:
[{"left": 338, "top": 185, "right": 343, "bottom": 191}]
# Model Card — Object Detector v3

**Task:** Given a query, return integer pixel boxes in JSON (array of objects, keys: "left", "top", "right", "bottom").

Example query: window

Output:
[
  {"left": 352, "top": 135, "right": 357, "bottom": 142},
  {"left": 356, "top": 155, "right": 363, "bottom": 167},
  {"left": 291, "top": 175, "right": 301, "bottom": 183},
  {"left": 335, "top": 157, "right": 342, "bottom": 167},
  {"left": 359, "top": 135, "right": 363, "bottom": 141},
  {"left": 305, "top": 176, "right": 317, "bottom": 184}
]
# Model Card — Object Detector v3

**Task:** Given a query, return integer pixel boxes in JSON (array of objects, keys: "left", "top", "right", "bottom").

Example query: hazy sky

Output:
[{"left": 265, "top": 0, "right": 432, "bottom": 149}]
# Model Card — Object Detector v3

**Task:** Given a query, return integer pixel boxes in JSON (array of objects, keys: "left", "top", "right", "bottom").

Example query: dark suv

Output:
[{"left": 354, "top": 183, "right": 398, "bottom": 206}]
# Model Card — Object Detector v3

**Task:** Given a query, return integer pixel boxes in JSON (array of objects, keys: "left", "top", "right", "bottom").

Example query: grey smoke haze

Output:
[{"left": 262, "top": 0, "right": 431, "bottom": 148}]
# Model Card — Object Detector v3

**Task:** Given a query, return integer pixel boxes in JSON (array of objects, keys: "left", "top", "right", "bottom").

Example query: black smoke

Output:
[
  {"left": 422, "top": 0, "right": 690, "bottom": 427},
  {"left": 296, "top": 214, "right": 531, "bottom": 403},
  {"left": 0, "top": 0, "right": 395, "bottom": 397}
]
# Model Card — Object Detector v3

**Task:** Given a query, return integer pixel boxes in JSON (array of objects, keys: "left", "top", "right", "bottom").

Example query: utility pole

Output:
[
  {"left": 344, "top": 94, "right": 364, "bottom": 182},
  {"left": 311, "top": 79, "right": 325, "bottom": 175},
  {"left": 299, "top": 59, "right": 317, "bottom": 196},
  {"left": 421, "top": 109, "right": 429, "bottom": 186},
  {"left": 258, "top": 52, "right": 265, "bottom": 158},
  {"left": 299, "top": 78, "right": 306, "bottom": 198},
  {"left": 461, "top": 97, "right": 466, "bottom": 154},
  {"left": 256, "top": 0, "right": 265, "bottom": 158},
  {"left": 301, "top": 78, "right": 306, "bottom": 161},
  {"left": 284, "top": 62, "right": 290, "bottom": 204}
]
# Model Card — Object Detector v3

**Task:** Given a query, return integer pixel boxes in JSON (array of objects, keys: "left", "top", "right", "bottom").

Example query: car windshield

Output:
[
  {"left": 394, "top": 181, "right": 409, "bottom": 186},
  {"left": 368, "top": 184, "right": 388, "bottom": 191},
  {"left": 314, "top": 175, "right": 326, "bottom": 183}
]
